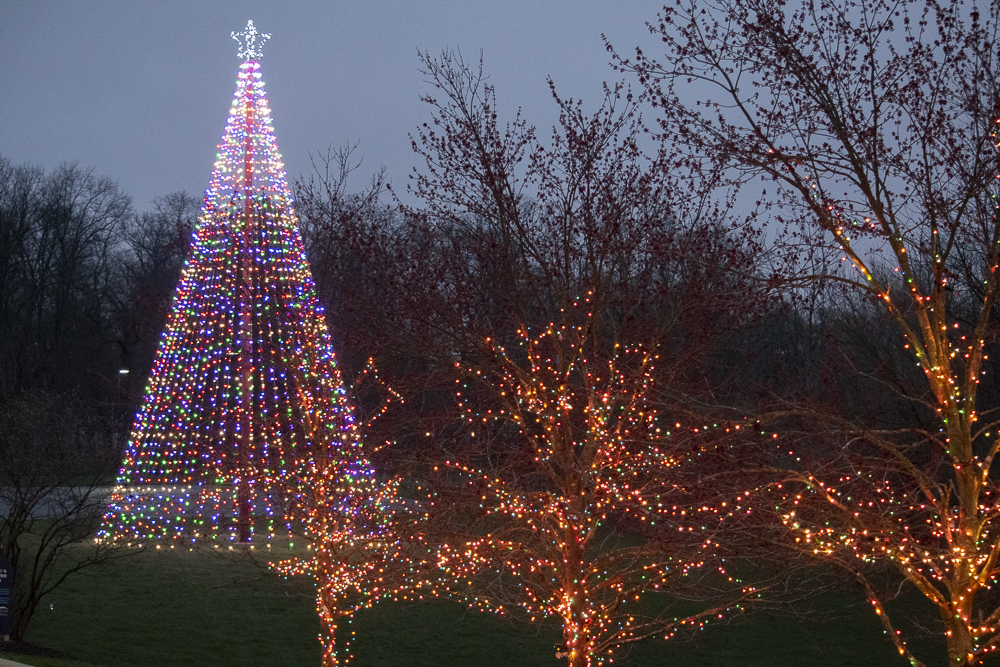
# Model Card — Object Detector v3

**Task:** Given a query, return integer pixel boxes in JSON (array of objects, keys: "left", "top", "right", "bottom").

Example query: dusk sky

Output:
[{"left": 1, "top": 2, "right": 665, "bottom": 211}]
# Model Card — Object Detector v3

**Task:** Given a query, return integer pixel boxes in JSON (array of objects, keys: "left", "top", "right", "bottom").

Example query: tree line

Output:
[{"left": 0, "top": 158, "right": 198, "bottom": 640}]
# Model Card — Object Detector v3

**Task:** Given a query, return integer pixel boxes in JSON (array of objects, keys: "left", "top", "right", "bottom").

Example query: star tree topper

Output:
[{"left": 232, "top": 20, "right": 270, "bottom": 61}]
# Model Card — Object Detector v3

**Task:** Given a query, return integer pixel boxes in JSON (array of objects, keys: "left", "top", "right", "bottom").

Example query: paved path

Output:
[{"left": 0, "top": 658, "right": 34, "bottom": 667}]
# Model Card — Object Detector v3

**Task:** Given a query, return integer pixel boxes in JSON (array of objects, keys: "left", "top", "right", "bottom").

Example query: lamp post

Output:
[{"left": 115, "top": 369, "right": 131, "bottom": 453}]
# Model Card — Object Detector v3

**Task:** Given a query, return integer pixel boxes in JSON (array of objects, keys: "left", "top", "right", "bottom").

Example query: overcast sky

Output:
[{"left": 1, "top": 1, "right": 665, "bottom": 211}]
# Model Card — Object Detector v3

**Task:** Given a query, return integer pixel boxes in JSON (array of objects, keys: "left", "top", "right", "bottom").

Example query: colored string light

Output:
[
  {"left": 100, "top": 27, "right": 362, "bottom": 548},
  {"left": 98, "top": 28, "right": 429, "bottom": 666}
]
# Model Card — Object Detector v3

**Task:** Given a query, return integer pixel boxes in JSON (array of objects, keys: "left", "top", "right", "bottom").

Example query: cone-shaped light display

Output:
[{"left": 102, "top": 22, "right": 364, "bottom": 545}]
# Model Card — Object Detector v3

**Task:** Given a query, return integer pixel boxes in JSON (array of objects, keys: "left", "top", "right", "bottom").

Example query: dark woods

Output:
[
  {"left": 0, "top": 159, "right": 195, "bottom": 402},
  {"left": 0, "top": 159, "right": 195, "bottom": 639}
]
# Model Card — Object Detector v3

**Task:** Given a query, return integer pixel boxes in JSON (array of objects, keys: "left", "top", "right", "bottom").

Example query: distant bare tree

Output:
[
  {"left": 112, "top": 191, "right": 197, "bottom": 385},
  {"left": 293, "top": 143, "right": 401, "bottom": 376},
  {"left": 0, "top": 391, "right": 127, "bottom": 641},
  {"left": 0, "top": 158, "right": 131, "bottom": 399}
]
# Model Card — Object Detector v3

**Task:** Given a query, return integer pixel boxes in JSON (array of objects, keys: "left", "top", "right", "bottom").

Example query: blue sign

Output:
[{"left": 0, "top": 555, "right": 13, "bottom": 638}]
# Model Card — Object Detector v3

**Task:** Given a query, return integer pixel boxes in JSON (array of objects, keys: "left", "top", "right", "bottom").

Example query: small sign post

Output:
[{"left": 0, "top": 555, "right": 14, "bottom": 641}]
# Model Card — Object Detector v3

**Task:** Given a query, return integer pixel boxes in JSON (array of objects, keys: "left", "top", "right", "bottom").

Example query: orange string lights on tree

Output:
[
  {"left": 615, "top": 2, "right": 1000, "bottom": 662},
  {"left": 428, "top": 302, "right": 755, "bottom": 667},
  {"left": 274, "top": 366, "right": 440, "bottom": 666}
]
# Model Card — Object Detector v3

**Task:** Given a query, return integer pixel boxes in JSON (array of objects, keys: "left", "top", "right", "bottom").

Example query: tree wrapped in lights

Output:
[
  {"left": 273, "top": 368, "right": 439, "bottom": 667},
  {"left": 101, "top": 21, "right": 361, "bottom": 547},
  {"left": 616, "top": 1, "right": 1000, "bottom": 663},
  {"left": 434, "top": 315, "right": 751, "bottom": 667},
  {"left": 399, "top": 51, "right": 772, "bottom": 667}
]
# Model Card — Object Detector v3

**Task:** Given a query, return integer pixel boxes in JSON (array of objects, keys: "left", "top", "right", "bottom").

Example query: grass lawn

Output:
[{"left": 0, "top": 547, "right": 984, "bottom": 666}]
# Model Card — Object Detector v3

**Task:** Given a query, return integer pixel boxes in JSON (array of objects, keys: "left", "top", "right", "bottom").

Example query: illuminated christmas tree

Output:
[{"left": 102, "top": 21, "right": 365, "bottom": 546}]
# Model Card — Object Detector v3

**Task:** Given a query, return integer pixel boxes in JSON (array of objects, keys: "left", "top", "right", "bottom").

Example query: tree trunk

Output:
[
  {"left": 318, "top": 597, "right": 340, "bottom": 667},
  {"left": 560, "top": 528, "right": 593, "bottom": 667},
  {"left": 562, "top": 620, "right": 592, "bottom": 667},
  {"left": 945, "top": 611, "right": 975, "bottom": 667}
]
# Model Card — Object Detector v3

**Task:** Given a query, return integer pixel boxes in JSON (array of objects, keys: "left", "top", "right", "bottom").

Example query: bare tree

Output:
[
  {"left": 294, "top": 143, "right": 402, "bottom": 376},
  {"left": 0, "top": 391, "right": 127, "bottom": 641},
  {"left": 389, "top": 51, "right": 775, "bottom": 667},
  {"left": 612, "top": 1, "right": 1000, "bottom": 663},
  {"left": 111, "top": 191, "right": 197, "bottom": 385},
  {"left": 0, "top": 158, "right": 131, "bottom": 399}
]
